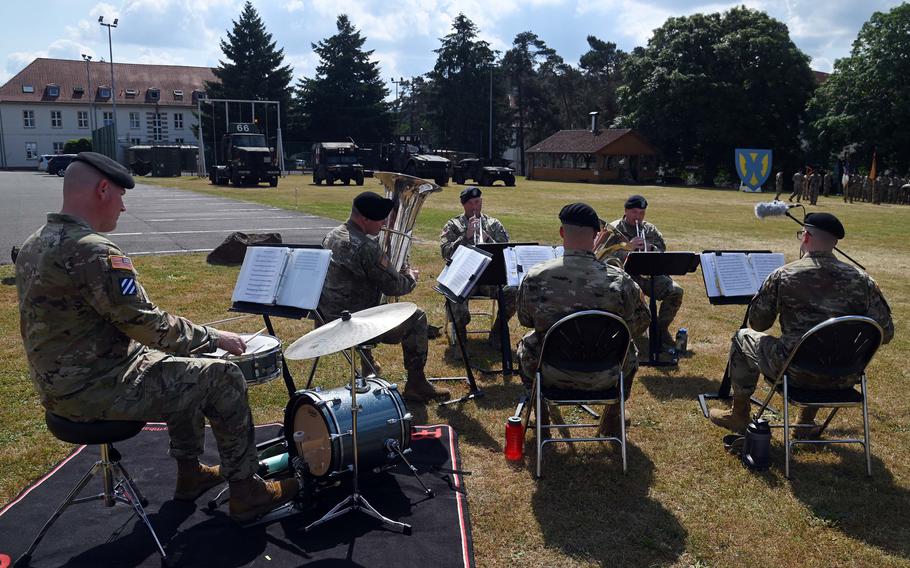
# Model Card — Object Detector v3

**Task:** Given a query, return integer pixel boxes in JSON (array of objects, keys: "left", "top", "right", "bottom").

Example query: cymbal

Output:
[{"left": 285, "top": 303, "right": 418, "bottom": 360}]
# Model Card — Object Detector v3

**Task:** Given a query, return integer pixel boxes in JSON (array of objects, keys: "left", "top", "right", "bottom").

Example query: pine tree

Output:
[
  {"left": 293, "top": 15, "right": 391, "bottom": 143},
  {"left": 205, "top": 2, "right": 293, "bottom": 140}
]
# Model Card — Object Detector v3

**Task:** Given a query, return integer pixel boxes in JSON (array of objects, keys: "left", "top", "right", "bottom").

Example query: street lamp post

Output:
[
  {"left": 81, "top": 54, "right": 95, "bottom": 132},
  {"left": 98, "top": 16, "right": 119, "bottom": 160},
  {"left": 391, "top": 76, "right": 406, "bottom": 133}
]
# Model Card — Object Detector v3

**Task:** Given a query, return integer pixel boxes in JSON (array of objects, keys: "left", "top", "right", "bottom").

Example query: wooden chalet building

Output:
[{"left": 526, "top": 124, "right": 659, "bottom": 184}]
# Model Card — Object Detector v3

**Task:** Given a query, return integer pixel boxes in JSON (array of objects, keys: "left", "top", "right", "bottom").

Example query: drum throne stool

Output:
[{"left": 15, "top": 412, "right": 168, "bottom": 567}]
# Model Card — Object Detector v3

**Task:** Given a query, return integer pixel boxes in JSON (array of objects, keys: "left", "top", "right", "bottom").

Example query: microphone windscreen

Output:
[{"left": 754, "top": 200, "right": 790, "bottom": 220}]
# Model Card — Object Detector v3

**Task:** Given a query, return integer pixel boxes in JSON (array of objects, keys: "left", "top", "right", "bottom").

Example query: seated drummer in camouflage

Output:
[
  {"left": 517, "top": 203, "right": 650, "bottom": 435},
  {"left": 710, "top": 213, "right": 894, "bottom": 435},
  {"left": 439, "top": 186, "right": 517, "bottom": 344},
  {"left": 15, "top": 152, "right": 297, "bottom": 522},
  {"left": 319, "top": 191, "right": 449, "bottom": 403},
  {"left": 603, "top": 195, "right": 685, "bottom": 355}
]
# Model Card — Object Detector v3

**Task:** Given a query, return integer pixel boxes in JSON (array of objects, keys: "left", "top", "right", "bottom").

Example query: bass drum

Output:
[{"left": 285, "top": 377, "right": 411, "bottom": 479}]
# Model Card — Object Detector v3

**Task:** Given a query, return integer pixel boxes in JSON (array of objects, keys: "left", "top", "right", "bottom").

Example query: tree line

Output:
[{"left": 206, "top": 1, "right": 910, "bottom": 184}]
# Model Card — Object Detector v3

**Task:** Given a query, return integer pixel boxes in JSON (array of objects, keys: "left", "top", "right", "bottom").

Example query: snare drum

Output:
[
  {"left": 285, "top": 377, "right": 411, "bottom": 479},
  {"left": 204, "top": 334, "right": 283, "bottom": 386}
]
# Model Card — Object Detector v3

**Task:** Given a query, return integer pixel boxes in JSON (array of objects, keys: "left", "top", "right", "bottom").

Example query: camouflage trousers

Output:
[
  {"left": 728, "top": 328, "right": 859, "bottom": 397},
  {"left": 371, "top": 308, "right": 428, "bottom": 374},
  {"left": 48, "top": 351, "right": 258, "bottom": 481},
  {"left": 447, "top": 285, "right": 517, "bottom": 333},
  {"left": 631, "top": 274, "right": 684, "bottom": 329},
  {"left": 517, "top": 330, "right": 638, "bottom": 398}
]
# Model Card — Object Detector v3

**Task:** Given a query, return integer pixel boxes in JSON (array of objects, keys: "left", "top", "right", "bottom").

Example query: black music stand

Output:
[
  {"left": 624, "top": 251, "right": 700, "bottom": 367},
  {"left": 430, "top": 245, "right": 494, "bottom": 406},
  {"left": 474, "top": 241, "right": 537, "bottom": 376},
  {"left": 695, "top": 250, "right": 778, "bottom": 418}
]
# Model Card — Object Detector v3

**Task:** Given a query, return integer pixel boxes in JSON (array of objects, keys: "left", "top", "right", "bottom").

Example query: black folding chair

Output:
[
  {"left": 753, "top": 315, "right": 883, "bottom": 478},
  {"left": 530, "top": 310, "right": 632, "bottom": 478}
]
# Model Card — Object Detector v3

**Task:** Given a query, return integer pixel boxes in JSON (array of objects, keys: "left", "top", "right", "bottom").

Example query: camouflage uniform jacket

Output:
[
  {"left": 605, "top": 217, "right": 667, "bottom": 264},
  {"left": 16, "top": 214, "right": 218, "bottom": 407},
  {"left": 319, "top": 220, "right": 416, "bottom": 320},
  {"left": 439, "top": 213, "right": 510, "bottom": 261},
  {"left": 749, "top": 251, "right": 894, "bottom": 353},
  {"left": 518, "top": 249, "right": 651, "bottom": 382}
]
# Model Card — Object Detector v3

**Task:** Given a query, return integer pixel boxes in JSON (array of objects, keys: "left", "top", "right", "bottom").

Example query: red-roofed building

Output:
[
  {"left": 0, "top": 58, "right": 215, "bottom": 168},
  {"left": 526, "top": 127, "right": 659, "bottom": 184}
]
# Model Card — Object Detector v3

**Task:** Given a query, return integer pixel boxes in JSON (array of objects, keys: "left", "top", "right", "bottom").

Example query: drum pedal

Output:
[{"left": 386, "top": 439, "right": 434, "bottom": 498}]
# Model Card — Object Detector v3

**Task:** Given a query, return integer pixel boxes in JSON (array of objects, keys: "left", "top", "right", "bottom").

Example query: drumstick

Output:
[{"left": 221, "top": 327, "right": 268, "bottom": 359}]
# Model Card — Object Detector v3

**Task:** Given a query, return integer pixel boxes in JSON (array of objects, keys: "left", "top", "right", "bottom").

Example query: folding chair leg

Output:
[
  {"left": 619, "top": 373, "right": 627, "bottom": 474},
  {"left": 861, "top": 375, "right": 872, "bottom": 477},
  {"left": 783, "top": 376, "right": 791, "bottom": 479},
  {"left": 535, "top": 374, "right": 543, "bottom": 479}
]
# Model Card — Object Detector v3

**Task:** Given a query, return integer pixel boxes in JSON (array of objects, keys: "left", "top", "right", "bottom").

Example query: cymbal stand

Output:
[{"left": 306, "top": 344, "right": 411, "bottom": 534}]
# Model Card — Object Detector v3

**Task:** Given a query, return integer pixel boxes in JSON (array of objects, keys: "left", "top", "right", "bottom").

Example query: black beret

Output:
[
  {"left": 72, "top": 152, "right": 135, "bottom": 189},
  {"left": 624, "top": 194, "right": 648, "bottom": 209},
  {"left": 460, "top": 186, "right": 482, "bottom": 204},
  {"left": 353, "top": 191, "right": 395, "bottom": 221},
  {"left": 804, "top": 212, "right": 845, "bottom": 239},
  {"left": 559, "top": 202, "right": 600, "bottom": 231}
]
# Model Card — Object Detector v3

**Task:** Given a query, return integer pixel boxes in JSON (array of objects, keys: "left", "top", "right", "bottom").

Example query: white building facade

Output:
[{"left": 0, "top": 58, "right": 215, "bottom": 168}]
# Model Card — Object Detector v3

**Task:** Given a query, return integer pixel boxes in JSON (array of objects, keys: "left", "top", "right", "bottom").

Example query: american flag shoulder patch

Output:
[
  {"left": 110, "top": 255, "right": 134, "bottom": 271},
  {"left": 119, "top": 277, "right": 137, "bottom": 296}
]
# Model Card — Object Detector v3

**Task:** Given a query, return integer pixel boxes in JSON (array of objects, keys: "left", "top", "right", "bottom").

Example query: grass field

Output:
[{"left": 2, "top": 174, "right": 909, "bottom": 567}]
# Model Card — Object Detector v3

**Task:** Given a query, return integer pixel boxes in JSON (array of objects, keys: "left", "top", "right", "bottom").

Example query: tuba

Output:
[{"left": 375, "top": 171, "right": 442, "bottom": 278}]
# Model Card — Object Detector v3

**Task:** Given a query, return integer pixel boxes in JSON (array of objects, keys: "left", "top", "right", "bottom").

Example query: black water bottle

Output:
[
  {"left": 741, "top": 419, "right": 771, "bottom": 471},
  {"left": 675, "top": 328, "right": 688, "bottom": 355}
]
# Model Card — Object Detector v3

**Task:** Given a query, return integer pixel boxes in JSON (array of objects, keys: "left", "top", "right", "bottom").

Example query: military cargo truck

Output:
[
  {"left": 378, "top": 135, "right": 449, "bottom": 186},
  {"left": 312, "top": 142, "right": 365, "bottom": 185},
  {"left": 209, "top": 123, "right": 280, "bottom": 187}
]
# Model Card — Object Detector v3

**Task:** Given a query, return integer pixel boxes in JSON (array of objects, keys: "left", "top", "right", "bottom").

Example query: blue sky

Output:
[{"left": 0, "top": 0, "right": 903, "bottom": 89}]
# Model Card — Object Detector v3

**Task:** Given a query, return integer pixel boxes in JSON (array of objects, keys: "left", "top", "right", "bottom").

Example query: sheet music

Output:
[
  {"left": 700, "top": 253, "right": 721, "bottom": 297},
  {"left": 437, "top": 246, "right": 490, "bottom": 299},
  {"left": 749, "top": 253, "right": 785, "bottom": 286},
  {"left": 275, "top": 248, "right": 332, "bottom": 309},
  {"left": 503, "top": 247, "right": 521, "bottom": 287},
  {"left": 232, "top": 247, "right": 286, "bottom": 304},
  {"left": 714, "top": 253, "right": 759, "bottom": 297}
]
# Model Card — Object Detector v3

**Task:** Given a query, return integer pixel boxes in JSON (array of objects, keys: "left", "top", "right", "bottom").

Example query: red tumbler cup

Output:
[{"left": 504, "top": 416, "right": 525, "bottom": 461}]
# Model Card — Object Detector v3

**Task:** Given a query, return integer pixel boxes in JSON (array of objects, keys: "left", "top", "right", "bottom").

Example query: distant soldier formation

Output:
[{"left": 776, "top": 167, "right": 910, "bottom": 206}]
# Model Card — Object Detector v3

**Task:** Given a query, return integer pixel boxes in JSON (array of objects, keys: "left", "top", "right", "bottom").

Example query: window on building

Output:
[
  {"left": 130, "top": 137, "right": 142, "bottom": 145},
  {"left": 129, "top": 112, "right": 140, "bottom": 129},
  {"left": 23, "top": 110, "right": 35, "bottom": 128},
  {"left": 146, "top": 88, "right": 160, "bottom": 102},
  {"left": 174, "top": 113, "right": 184, "bottom": 129},
  {"left": 173, "top": 89, "right": 184, "bottom": 100},
  {"left": 97, "top": 86, "right": 111, "bottom": 99},
  {"left": 22, "top": 85, "right": 35, "bottom": 93},
  {"left": 25, "top": 142, "right": 37, "bottom": 160},
  {"left": 174, "top": 138, "right": 185, "bottom": 144},
  {"left": 46, "top": 84, "right": 60, "bottom": 98},
  {"left": 78, "top": 111, "right": 89, "bottom": 129},
  {"left": 151, "top": 113, "right": 164, "bottom": 142},
  {"left": 53, "top": 142, "right": 65, "bottom": 154},
  {"left": 103, "top": 111, "right": 114, "bottom": 126},
  {"left": 50, "top": 110, "right": 63, "bottom": 128}
]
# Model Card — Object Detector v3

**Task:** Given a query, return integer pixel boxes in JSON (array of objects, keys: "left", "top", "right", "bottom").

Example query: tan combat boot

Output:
[
  {"left": 229, "top": 475, "right": 299, "bottom": 523},
  {"left": 709, "top": 393, "right": 752, "bottom": 433},
  {"left": 403, "top": 370, "right": 450, "bottom": 403},
  {"left": 795, "top": 407, "right": 822, "bottom": 440},
  {"left": 174, "top": 459, "right": 224, "bottom": 501}
]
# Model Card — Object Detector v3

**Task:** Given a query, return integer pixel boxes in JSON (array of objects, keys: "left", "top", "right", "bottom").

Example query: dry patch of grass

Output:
[{"left": 3, "top": 176, "right": 910, "bottom": 567}]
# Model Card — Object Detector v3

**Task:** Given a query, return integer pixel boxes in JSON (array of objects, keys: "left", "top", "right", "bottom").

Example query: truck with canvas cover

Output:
[
  {"left": 378, "top": 134, "right": 450, "bottom": 186},
  {"left": 312, "top": 142, "right": 366, "bottom": 185}
]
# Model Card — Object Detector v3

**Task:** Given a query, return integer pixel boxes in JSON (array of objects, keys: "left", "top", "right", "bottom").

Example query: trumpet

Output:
[
  {"left": 594, "top": 222, "right": 633, "bottom": 261},
  {"left": 472, "top": 212, "right": 484, "bottom": 245}
]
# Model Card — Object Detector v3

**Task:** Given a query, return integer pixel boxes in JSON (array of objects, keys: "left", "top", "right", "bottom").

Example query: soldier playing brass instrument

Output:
[
  {"left": 709, "top": 213, "right": 894, "bottom": 434},
  {"left": 15, "top": 152, "right": 297, "bottom": 522}
]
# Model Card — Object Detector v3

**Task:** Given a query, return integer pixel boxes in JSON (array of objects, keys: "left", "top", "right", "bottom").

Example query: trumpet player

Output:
[
  {"left": 439, "top": 186, "right": 516, "bottom": 344},
  {"left": 319, "top": 192, "right": 449, "bottom": 403},
  {"left": 602, "top": 195, "right": 684, "bottom": 355}
]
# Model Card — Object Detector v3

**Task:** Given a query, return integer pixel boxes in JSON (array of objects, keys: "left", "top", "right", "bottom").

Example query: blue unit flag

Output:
[{"left": 735, "top": 148, "right": 773, "bottom": 192}]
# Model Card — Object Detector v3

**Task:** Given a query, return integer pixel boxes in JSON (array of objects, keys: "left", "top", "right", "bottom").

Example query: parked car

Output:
[
  {"left": 47, "top": 155, "right": 77, "bottom": 176},
  {"left": 37, "top": 155, "right": 55, "bottom": 172}
]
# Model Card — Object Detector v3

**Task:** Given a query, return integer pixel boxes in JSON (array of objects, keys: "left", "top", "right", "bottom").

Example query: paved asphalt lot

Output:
[{"left": 0, "top": 171, "right": 337, "bottom": 264}]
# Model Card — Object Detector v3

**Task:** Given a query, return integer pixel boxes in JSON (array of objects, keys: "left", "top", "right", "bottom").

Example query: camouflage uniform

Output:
[
  {"left": 517, "top": 249, "right": 650, "bottom": 393},
  {"left": 790, "top": 172, "right": 805, "bottom": 202},
  {"left": 319, "top": 221, "right": 427, "bottom": 374},
  {"left": 16, "top": 214, "right": 257, "bottom": 480},
  {"left": 439, "top": 213, "right": 517, "bottom": 333},
  {"left": 728, "top": 251, "right": 894, "bottom": 397},
  {"left": 605, "top": 217, "right": 684, "bottom": 344},
  {"left": 773, "top": 171, "right": 784, "bottom": 200},
  {"left": 822, "top": 172, "right": 832, "bottom": 197},
  {"left": 808, "top": 173, "right": 821, "bottom": 205}
]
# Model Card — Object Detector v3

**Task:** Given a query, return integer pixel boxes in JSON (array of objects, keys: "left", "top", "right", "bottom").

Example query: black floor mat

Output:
[{"left": 0, "top": 424, "right": 474, "bottom": 568}]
